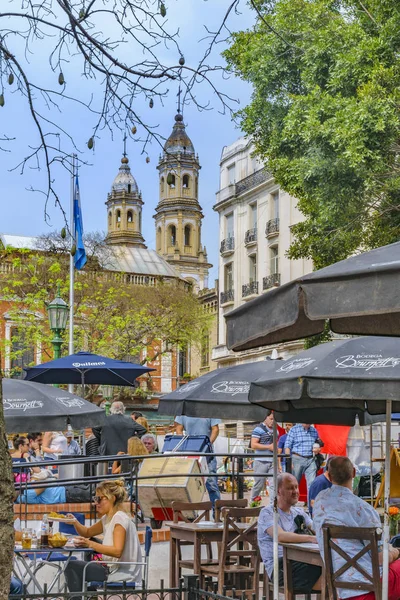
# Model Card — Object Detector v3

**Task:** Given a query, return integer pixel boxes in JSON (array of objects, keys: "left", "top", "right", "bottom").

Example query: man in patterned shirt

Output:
[
  {"left": 284, "top": 423, "right": 322, "bottom": 498},
  {"left": 250, "top": 412, "right": 276, "bottom": 502},
  {"left": 313, "top": 456, "right": 400, "bottom": 600}
]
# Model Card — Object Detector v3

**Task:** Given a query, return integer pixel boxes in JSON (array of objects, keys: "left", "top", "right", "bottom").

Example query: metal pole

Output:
[
  {"left": 382, "top": 399, "right": 391, "bottom": 600},
  {"left": 68, "top": 154, "right": 76, "bottom": 394},
  {"left": 273, "top": 417, "right": 279, "bottom": 600},
  {"left": 369, "top": 424, "right": 374, "bottom": 506}
]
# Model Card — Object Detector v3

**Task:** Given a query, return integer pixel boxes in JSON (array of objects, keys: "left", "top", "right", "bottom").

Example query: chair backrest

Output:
[
  {"left": 59, "top": 511, "right": 85, "bottom": 535},
  {"left": 220, "top": 507, "right": 261, "bottom": 566},
  {"left": 214, "top": 498, "right": 248, "bottom": 522},
  {"left": 171, "top": 500, "right": 212, "bottom": 523},
  {"left": 322, "top": 524, "right": 382, "bottom": 600}
]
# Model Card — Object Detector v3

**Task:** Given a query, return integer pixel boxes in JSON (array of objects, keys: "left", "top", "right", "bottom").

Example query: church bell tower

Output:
[
  {"left": 154, "top": 112, "right": 211, "bottom": 290},
  {"left": 105, "top": 152, "right": 146, "bottom": 248}
]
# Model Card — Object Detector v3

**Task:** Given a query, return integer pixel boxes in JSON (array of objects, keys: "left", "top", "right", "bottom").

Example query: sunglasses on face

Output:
[{"left": 92, "top": 495, "right": 106, "bottom": 504}]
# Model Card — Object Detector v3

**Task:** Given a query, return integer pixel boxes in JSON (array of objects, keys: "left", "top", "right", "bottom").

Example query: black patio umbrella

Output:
[
  {"left": 226, "top": 241, "right": 400, "bottom": 351},
  {"left": 248, "top": 335, "right": 400, "bottom": 600},
  {"left": 157, "top": 360, "right": 278, "bottom": 421},
  {"left": 2, "top": 379, "right": 106, "bottom": 431},
  {"left": 248, "top": 336, "right": 400, "bottom": 420},
  {"left": 24, "top": 351, "right": 154, "bottom": 392}
]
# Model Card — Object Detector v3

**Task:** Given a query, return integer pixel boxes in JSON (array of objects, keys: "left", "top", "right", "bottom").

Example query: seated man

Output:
[
  {"left": 15, "top": 483, "right": 90, "bottom": 504},
  {"left": 313, "top": 456, "right": 400, "bottom": 600},
  {"left": 141, "top": 433, "right": 158, "bottom": 454},
  {"left": 308, "top": 456, "right": 333, "bottom": 517},
  {"left": 258, "top": 472, "right": 322, "bottom": 593}
]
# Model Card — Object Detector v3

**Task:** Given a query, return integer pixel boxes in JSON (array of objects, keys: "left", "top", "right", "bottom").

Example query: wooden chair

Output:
[
  {"left": 200, "top": 507, "right": 261, "bottom": 599},
  {"left": 322, "top": 524, "right": 382, "bottom": 600},
  {"left": 171, "top": 501, "right": 214, "bottom": 578},
  {"left": 215, "top": 498, "right": 248, "bottom": 522}
]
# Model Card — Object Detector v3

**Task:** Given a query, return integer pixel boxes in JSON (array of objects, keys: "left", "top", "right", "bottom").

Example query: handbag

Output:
[{"left": 294, "top": 514, "right": 314, "bottom": 535}]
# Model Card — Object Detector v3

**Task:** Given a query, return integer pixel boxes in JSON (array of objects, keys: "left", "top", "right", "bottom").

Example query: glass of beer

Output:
[{"left": 22, "top": 528, "right": 32, "bottom": 549}]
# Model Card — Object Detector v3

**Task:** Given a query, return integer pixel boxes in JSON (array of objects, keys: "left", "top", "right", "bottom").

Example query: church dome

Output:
[
  {"left": 111, "top": 156, "right": 139, "bottom": 193},
  {"left": 164, "top": 114, "right": 195, "bottom": 155}
]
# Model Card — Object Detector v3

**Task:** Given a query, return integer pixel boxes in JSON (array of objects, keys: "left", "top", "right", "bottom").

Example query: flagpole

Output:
[{"left": 68, "top": 154, "right": 76, "bottom": 394}]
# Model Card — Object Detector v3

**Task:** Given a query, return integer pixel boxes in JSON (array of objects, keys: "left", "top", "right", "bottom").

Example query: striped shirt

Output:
[
  {"left": 251, "top": 423, "right": 273, "bottom": 461},
  {"left": 284, "top": 424, "right": 319, "bottom": 457}
]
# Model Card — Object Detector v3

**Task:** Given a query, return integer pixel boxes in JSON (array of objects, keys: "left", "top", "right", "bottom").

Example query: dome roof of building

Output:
[
  {"left": 111, "top": 156, "right": 139, "bottom": 193},
  {"left": 100, "top": 245, "right": 183, "bottom": 279},
  {"left": 164, "top": 113, "right": 195, "bottom": 155}
]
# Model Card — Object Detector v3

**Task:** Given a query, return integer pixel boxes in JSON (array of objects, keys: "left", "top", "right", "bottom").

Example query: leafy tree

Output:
[
  {"left": 0, "top": 236, "right": 211, "bottom": 387},
  {"left": 225, "top": 0, "right": 400, "bottom": 269}
]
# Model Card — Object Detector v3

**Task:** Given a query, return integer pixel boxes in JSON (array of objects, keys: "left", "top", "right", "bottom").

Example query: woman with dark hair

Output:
[
  {"left": 10, "top": 436, "right": 30, "bottom": 482},
  {"left": 65, "top": 479, "right": 142, "bottom": 590}
]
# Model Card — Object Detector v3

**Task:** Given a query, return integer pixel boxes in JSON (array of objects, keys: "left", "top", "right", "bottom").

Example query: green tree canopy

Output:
[
  {"left": 0, "top": 236, "right": 210, "bottom": 379},
  {"left": 225, "top": 0, "right": 400, "bottom": 268}
]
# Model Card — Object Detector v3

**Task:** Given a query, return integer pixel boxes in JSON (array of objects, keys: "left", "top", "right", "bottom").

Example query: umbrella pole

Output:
[
  {"left": 81, "top": 371, "right": 85, "bottom": 399},
  {"left": 382, "top": 398, "right": 391, "bottom": 600},
  {"left": 370, "top": 424, "right": 373, "bottom": 506},
  {"left": 273, "top": 417, "right": 279, "bottom": 600}
]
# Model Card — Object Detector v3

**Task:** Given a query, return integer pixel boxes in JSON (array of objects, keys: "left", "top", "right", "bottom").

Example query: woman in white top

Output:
[
  {"left": 65, "top": 479, "right": 142, "bottom": 591},
  {"left": 42, "top": 431, "right": 68, "bottom": 460}
]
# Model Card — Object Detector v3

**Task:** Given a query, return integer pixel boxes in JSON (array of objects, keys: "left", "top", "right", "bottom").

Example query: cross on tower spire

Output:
[
  {"left": 177, "top": 85, "right": 182, "bottom": 115},
  {"left": 123, "top": 133, "right": 127, "bottom": 157}
]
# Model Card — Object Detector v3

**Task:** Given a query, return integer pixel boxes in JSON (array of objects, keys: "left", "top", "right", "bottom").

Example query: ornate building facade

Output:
[{"left": 154, "top": 113, "right": 212, "bottom": 292}]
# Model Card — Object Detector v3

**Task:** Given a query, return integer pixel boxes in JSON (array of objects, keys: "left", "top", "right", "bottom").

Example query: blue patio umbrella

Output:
[{"left": 24, "top": 351, "right": 154, "bottom": 392}]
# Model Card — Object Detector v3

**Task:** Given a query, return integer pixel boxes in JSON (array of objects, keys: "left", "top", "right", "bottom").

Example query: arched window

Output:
[
  {"left": 108, "top": 211, "right": 112, "bottom": 226},
  {"left": 127, "top": 210, "right": 133, "bottom": 223},
  {"left": 184, "top": 225, "right": 191, "bottom": 246},
  {"left": 167, "top": 173, "right": 176, "bottom": 188},
  {"left": 195, "top": 177, "right": 198, "bottom": 197},
  {"left": 127, "top": 184, "right": 131, "bottom": 193},
  {"left": 157, "top": 227, "right": 162, "bottom": 251},
  {"left": 182, "top": 174, "right": 190, "bottom": 189},
  {"left": 116, "top": 210, "right": 121, "bottom": 223},
  {"left": 160, "top": 177, "right": 165, "bottom": 193},
  {"left": 169, "top": 225, "right": 176, "bottom": 246}
]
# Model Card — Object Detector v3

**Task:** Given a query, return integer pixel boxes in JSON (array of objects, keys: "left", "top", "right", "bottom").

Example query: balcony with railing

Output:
[
  {"left": 235, "top": 168, "right": 271, "bottom": 195},
  {"left": 263, "top": 273, "right": 281, "bottom": 290},
  {"left": 220, "top": 289, "right": 234, "bottom": 305},
  {"left": 265, "top": 218, "right": 280, "bottom": 238},
  {"left": 244, "top": 228, "right": 257, "bottom": 246},
  {"left": 242, "top": 281, "right": 259, "bottom": 298},
  {"left": 220, "top": 237, "right": 235, "bottom": 255}
]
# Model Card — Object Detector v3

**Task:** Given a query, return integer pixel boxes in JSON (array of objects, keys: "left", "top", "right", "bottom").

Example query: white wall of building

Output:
[{"left": 212, "top": 137, "right": 313, "bottom": 364}]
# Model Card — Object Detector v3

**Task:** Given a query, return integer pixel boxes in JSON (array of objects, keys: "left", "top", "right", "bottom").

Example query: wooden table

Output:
[
  {"left": 168, "top": 521, "right": 254, "bottom": 587},
  {"left": 281, "top": 542, "right": 325, "bottom": 600}
]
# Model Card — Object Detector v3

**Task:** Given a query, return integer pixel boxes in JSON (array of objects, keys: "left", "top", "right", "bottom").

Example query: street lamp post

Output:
[{"left": 47, "top": 285, "right": 69, "bottom": 359}]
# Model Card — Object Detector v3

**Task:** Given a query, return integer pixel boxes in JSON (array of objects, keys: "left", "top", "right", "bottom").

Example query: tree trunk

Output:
[{"left": 0, "top": 377, "right": 15, "bottom": 599}]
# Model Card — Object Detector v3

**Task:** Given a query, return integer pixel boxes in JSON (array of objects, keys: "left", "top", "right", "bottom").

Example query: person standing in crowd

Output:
[
  {"left": 65, "top": 427, "right": 82, "bottom": 455},
  {"left": 131, "top": 411, "right": 143, "bottom": 422},
  {"left": 307, "top": 456, "right": 333, "bottom": 516},
  {"left": 313, "top": 456, "right": 400, "bottom": 599},
  {"left": 27, "top": 432, "right": 43, "bottom": 461},
  {"left": 136, "top": 416, "right": 148, "bottom": 432},
  {"left": 258, "top": 473, "right": 322, "bottom": 593},
  {"left": 42, "top": 431, "right": 69, "bottom": 460},
  {"left": 250, "top": 412, "right": 276, "bottom": 502},
  {"left": 174, "top": 416, "right": 221, "bottom": 506},
  {"left": 93, "top": 401, "right": 146, "bottom": 455},
  {"left": 284, "top": 424, "right": 323, "bottom": 498},
  {"left": 277, "top": 423, "right": 293, "bottom": 472}
]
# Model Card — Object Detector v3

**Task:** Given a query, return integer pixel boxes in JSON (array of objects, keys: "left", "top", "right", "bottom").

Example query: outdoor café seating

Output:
[
  {"left": 199, "top": 507, "right": 261, "bottom": 598},
  {"left": 172, "top": 500, "right": 215, "bottom": 576},
  {"left": 322, "top": 524, "right": 382, "bottom": 600}
]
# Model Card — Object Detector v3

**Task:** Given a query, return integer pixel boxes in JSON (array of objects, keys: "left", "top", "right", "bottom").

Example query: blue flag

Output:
[{"left": 73, "top": 174, "right": 87, "bottom": 270}]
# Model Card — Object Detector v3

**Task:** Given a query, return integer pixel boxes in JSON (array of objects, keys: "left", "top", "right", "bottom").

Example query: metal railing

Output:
[
  {"left": 235, "top": 168, "right": 271, "bottom": 195},
  {"left": 220, "top": 237, "right": 235, "bottom": 254},
  {"left": 220, "top": 289, "right": 234, "bottom": 304},
  {"left": 265, "top": 218, "right": 279, "bottom": 237},
  {"left": 244, "top": 228, "right": 257, "bottom": 245},
  {"left": 263, "top": 273, "right": 281, "bottom": 290},
  {"left": 242, "top": 281, "right": 259, "bottom": 297}
]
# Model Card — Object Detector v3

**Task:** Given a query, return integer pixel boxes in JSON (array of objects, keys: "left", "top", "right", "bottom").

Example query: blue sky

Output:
[{"left": 0, "top": 1, "right": 255, "bottom": 284}]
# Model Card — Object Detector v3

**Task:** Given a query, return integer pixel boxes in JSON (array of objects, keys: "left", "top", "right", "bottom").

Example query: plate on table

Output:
[{"left": 48, "top": 516, "right": 76, "bottom": 523}]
